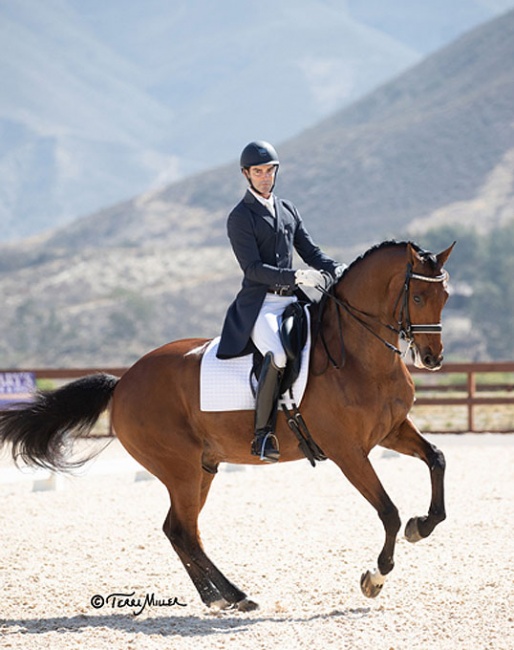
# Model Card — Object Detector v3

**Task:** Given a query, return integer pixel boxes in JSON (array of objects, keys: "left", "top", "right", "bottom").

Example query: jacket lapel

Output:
[
  {"left": 243, "top": 190, "right": 276, "bottom": 230},
  {"left": 274, "top": 198, "right": 287, "bottom": 234}
]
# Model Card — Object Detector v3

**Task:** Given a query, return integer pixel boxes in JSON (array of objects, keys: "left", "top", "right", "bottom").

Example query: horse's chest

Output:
[{"left": 361, "top": 378, "right": 413, "bottom": 427}]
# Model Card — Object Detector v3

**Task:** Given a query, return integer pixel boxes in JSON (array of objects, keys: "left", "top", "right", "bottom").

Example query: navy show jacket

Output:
[{"left": 217, "top": 190, "right": 339, "bottom": 359}]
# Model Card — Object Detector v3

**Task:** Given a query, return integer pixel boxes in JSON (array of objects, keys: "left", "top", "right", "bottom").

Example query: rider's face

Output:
[{"left": 245, "top": 164, "right": 277, "bottom": 198}]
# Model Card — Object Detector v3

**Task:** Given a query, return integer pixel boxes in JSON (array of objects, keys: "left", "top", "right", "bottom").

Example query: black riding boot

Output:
[{"left": 251, "top": 351, "right": 282, "bottom": 463}]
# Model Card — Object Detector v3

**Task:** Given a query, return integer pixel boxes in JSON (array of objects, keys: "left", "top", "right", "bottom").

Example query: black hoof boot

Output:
[{"left": 251, "top": 431, "right": 280, "bottom": 463}]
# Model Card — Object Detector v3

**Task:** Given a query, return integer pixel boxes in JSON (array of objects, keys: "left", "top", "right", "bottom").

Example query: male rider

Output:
[{"left": 217, "top": 141, "right": 344, "bottom": 462}]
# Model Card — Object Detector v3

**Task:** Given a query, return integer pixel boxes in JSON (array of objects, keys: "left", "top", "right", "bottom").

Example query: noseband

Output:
[{"left": 317, "top": 263, "right": 448, "bottom": 368}]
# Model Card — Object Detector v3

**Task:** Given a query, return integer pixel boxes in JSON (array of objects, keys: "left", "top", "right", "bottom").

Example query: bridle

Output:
[
  {"left": 395, "top": 263, "right": 449, "bottom": 342},
  {"left": 316, "top": 263, "right": 449, "bottom": 369}
]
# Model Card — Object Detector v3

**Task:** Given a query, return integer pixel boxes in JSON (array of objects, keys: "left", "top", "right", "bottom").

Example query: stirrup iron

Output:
[{"left": 251, "top": 431, "right": 280, "bottom": 463}]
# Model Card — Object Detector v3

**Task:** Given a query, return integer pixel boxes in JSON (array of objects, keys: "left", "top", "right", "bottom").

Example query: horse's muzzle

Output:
[
  {"left": 423, "top": 353, "right": 443, "bottom": 371},
  {"left": 411, "top": 346, "right": 443, "bottom": 371}
]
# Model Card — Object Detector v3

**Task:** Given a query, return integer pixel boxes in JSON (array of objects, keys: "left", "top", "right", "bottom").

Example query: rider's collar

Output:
[{"left": 249, "top": 188, "right": 275, "bottom": 217}]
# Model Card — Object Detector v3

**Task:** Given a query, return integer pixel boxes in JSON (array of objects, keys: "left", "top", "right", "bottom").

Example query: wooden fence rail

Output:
[
  {"left": 2, "top": 362, "right": 514, "bottom": 434},
  {"left": 408, "top": 361, "right": 514, "bottom": 433}
]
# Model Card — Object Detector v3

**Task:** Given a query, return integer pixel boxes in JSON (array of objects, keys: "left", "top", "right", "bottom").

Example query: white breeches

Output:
[{"left": 251, "top": 294, "right": 298, "bottom": 369}]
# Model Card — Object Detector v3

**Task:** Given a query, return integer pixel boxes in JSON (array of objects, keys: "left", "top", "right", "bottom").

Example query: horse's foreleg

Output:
[
  {"left": 381, "top": 417, "right": 446, "bottom": 542},
  {"left": 333, "top": 452, "right": 401, "bottom": 598},
  {"left": 162, "top": 470, "right": 258, "bottom": 611}
]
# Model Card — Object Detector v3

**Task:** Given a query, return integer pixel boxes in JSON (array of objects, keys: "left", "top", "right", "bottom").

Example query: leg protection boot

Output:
[{"left": 251, "top": 352, "right": 282, "bottom": 462}]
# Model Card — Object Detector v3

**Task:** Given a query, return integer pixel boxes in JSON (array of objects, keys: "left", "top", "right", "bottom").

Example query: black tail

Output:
[{"left": 0, "top": 373, "right": 119, "bottom": 472}]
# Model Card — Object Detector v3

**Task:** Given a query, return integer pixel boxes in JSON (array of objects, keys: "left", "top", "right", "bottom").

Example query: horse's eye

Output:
[{"left": 413, "top": 295, "right": 422, "bottom": 304}]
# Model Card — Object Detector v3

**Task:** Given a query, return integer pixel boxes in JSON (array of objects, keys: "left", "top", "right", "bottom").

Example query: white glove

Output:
[
  {"left": 334, "top": 263, "right": 347, "bottom": 279},
  {"left": 295, "top": 269, "right": 325, "bottom": 288}
]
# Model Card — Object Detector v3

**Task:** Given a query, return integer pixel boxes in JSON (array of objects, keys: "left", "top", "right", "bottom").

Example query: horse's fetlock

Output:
[
  {"left": 429, "top": 507, "right": 446, "bottom": 524},
  {"left": 377, "top": 552, "right": 395, "bottom": 576}
]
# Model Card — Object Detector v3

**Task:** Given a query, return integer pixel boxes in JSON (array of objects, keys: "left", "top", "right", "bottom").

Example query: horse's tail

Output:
[{"left": 0, "top": 373, "right": 119, "bottom": 472}]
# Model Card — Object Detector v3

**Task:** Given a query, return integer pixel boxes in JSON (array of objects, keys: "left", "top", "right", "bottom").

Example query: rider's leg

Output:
[
  {"left": 252, "top": 351, "right": 282, "bottom": 462},
  {"left": 250, "top": 295, "right": 293, "bottom": 462}
]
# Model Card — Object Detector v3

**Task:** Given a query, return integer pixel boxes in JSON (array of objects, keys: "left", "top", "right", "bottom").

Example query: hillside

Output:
[
  {"left": 0, "top": 0, "right": 416, "bottom": 241},
  {"left": 1, "top": 10, "right": 514, "bottom": 367},
  {"left": 19, "top": 8, "right": 514, "bottom": 256},
  {"left": 2, "top": 0, "right": 513, "bottom": 241},
  {"left": 284, "top": 8, "right": 514, "bottom": 244}
]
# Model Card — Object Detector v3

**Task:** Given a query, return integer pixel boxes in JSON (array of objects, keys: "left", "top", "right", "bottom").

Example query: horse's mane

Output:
[{"left": 342, "top": 240, "right": 437, "bottom": 276}]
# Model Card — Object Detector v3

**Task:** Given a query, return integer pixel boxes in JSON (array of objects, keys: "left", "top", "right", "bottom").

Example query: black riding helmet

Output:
[
  {"left": 240, "top": 141, "right": 280, "bottom": 170},
  {"left": 240, "top": 141, "right": 280, "bottom": 195}
]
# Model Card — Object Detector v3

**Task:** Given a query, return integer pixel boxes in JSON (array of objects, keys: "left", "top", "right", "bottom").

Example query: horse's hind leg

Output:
[
  {"left": 381, "top": 417, "right": 446, "bottom": 542},
  {"left": 163, "top": 506, "right": 228, "bottom": 609},
  {"left": 162, "top": 469, "right": 258, "bottom": 611}
]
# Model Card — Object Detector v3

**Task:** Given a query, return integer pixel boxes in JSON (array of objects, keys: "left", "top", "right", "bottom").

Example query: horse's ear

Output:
[
  {"left": 436, "top": 241, "right": 456, "bottom": 267},
  {"left": 407, "top": 242, "right": 423, "bottom": 265}
]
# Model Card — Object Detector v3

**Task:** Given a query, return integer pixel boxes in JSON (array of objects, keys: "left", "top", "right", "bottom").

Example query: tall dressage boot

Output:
[{"left": 251, "top": 352, "right": 282, "bottom": 463}]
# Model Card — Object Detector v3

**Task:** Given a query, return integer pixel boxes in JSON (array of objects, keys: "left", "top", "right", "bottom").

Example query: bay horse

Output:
[{"left": 0, "top": 240, "right": 454, "bottom": 611}]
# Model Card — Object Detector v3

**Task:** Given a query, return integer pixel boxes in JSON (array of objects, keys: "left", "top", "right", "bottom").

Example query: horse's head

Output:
[
  {"left": 322, "top": 240, "right": 455, "bottom": 373},
  {"left": 399, "top": 242, "right": 455, "bottom": 370}
]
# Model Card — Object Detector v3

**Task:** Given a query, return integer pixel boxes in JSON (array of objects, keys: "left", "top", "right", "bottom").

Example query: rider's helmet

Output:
[{"left": 240, "top": 141, "right": 280, "bottom": 169}]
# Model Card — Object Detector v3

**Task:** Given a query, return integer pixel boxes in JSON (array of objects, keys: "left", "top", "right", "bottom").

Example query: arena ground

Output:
[{"left": 1, "top": 434, "right": 512, "bottom": 649}]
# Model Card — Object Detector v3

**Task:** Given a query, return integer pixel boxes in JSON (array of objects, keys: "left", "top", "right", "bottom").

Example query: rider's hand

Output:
[
  {"left": 334, "top": 264, "right": 347, "bottom": 278},
  {"left": 295, "top": 269, "right": 325, "bottom": 288}
]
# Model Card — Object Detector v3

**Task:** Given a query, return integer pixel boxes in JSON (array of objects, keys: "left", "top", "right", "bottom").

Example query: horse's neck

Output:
[
  {"left": 330, "top": 256, "right": 404, "bottom": 370},
  {"left": 345, "top": 247, "right": 407, "bottom": 317},
  {"left": 330, "top": 300, "right": 399, "bottom": 369}
]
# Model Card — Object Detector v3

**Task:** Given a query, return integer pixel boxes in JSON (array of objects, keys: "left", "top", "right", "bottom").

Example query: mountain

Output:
[
  {"left": 1, "top": 9, "right": 514, "bottom": 367},
  {"left": 22, "top": 8, "right": 514, "bottom": 256},
  {"left": 2, "top": 0, "right": 514, "bottom": 241}
]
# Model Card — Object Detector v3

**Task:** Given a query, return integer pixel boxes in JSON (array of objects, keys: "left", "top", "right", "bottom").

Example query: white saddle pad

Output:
[{"left": 200, "top": 320, "right": 311, "bottom": 412}]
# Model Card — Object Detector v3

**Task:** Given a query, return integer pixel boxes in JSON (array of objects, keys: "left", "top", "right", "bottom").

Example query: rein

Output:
[{"left": 316, "top": 264, "right": 448, "bottom": 369}]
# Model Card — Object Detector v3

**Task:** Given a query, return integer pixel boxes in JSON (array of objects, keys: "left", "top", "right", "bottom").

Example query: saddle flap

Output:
[
  {"left": 279, "top": 302, "right": 308, "bottom": 395},
  {"left": 280, "top": 302, "right": 308, "bottom": 360}
]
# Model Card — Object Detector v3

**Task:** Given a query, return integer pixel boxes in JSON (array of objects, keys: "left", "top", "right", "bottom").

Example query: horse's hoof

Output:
[
  {"left": 405, "top": 517, "right": 424, "bottom": 543},
  {"left": 210, "top": 598, "right": 232, "bottom": 610},
  {"left": 360, "top": 569, "right": 385, "bottom": 598},
  {"left": 209, "top": 596, "right": 258, "bottom": 612},
  {"left": 236, "top": 597, "right": 259, "bottom": 612}
]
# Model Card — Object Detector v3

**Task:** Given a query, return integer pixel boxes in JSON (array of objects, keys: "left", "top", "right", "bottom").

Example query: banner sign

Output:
[{"left": 0, "top": 372, "right": 36, "bottom": 404}]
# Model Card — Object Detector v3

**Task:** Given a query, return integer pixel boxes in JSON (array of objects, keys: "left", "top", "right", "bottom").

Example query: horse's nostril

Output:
[{"left": 424, "top": 353, "right": 443, "bottom": 370}]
